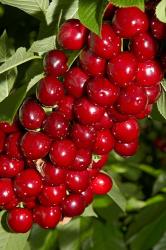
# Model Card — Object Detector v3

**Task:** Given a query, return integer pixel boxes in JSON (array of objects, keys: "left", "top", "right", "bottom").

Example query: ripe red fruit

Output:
[
  {"left": 107, "top": 52, "right": 137, "bottom": 87},
  {"left": 5, "top": 132, "right": 22, "bottom": 159},
  {"left": 150, "top": 17, "right": 166, "bottom": 40},
  {"left": 7, "top": 208, "right": 33, "bottom": 233},
  {"left": 0, "top": 178, "right": 15, "bottom": 206},
  {"left": 37, "top": 76, "right": 64, "bottom": 107},
  {"left": 81, "top": 186, "right": 94, "bottom": 206},
  {"left": 23, "top": 197, "right": 36, "bottom": 209},
  {"left": 114, "top": 140, "right": 138, "bottom": 156},
  {"left": 50, "top": 140, "right": 76, "bottom": 168},
  {"left": 113, "top": 7, "right": 149, "bottom": 38},
  {"left": 75, "top": 98, "right": 104, "bottom": 125},
  {"left": 80, "top": 49, "right": 106, "bottom": 76},
  {"left": 4, "top": 196, "right": 19, "bottom": 210},
  {"left": 112, "top": 118, "right": 140, "bottom": 143},
  {"left": 58, "top": 95, "right": 74, "bottom": 120},
  {"left": 0, "top": 129, "right": 5, "bottom": 153},
  {"left": 135, "top": 104, "right": 152, "bottom": 119},
  {"left": 14, "top": 169, "right": 43, "bottom": 198},
  {"left": 39, "top": 185, "right": 66, "bottom": 206},
  {"left": 43, "top": 50, "right": 68, "bottom": 76},
  {"left": 94, "top": 111, "right": 113, "bottom": 130},
  {"left": 0, "top": 155, "right": 24, "bottom": 177},
  {"left": 144, "top": 84, "right": 161, "bottom": 104},
  {"left": 88, "top": 22, "right": 121, "bottom": 59},
  {"left": 0, "top": 120, "right": 19, "bottom": 134},
  {"left": 93, "top": 130, "right": 114, "bottom": 154},
  {"left": 107, "top": 105, "right": 129, "bottom": 122},
  {"left": 87, "top": 77, "right": 119, "bottom": 106},
  {"left": 62, "top": 194, "right": 85, "bottom": 217},
  {"left": 21, "top": 131, "right": 50, "bottom": 160},
  {"left": 58, "top": 19, "right": 88, "bottom": 50},
  {"left": 91, "top": 173, "right": 113, "bottom": 195},
  {"left": 72, "top": 149, "right": 92, "bottom": 171},
  {"left": 91, "top": 154, "right": 109, "bottom": 169},
  {"left": 104, "top": 2, "right": 116, "bottom": 19},
  {"left": 66, "top": 170, "right": 90, "bottom": 193},
  {"left": 19, "top": 98, "right": 46, "bottom": 130}
]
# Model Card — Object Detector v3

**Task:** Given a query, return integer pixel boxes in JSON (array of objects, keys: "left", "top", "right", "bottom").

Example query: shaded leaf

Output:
[
  {"left": 108, "top": 0, "right": 144, "bottom": 10},
  {"left": 29, "top": 36, "right": 56, "bottom": 54},
  {"left": 0, "top": 30, "right": 14, "bottom": 63},
  {"left": 153, "top": 232, "right": 166, "bottom": 250},
  {"left": 157, "top": 81, "right": 166, "bottom": 120},
  {"left": 81, "top": 204, "right": 97, "bottom": 217}
]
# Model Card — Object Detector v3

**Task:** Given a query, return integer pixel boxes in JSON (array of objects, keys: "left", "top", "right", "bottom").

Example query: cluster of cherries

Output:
[{"left": 0, "top": 2, "right": 165, "bottom": 233}]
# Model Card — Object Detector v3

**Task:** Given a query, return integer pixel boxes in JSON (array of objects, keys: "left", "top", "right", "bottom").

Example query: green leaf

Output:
[
  {"left": 153, "top": 232, "right": 166, "bottom": 250},
  {"left": 157, "top": 80, "right": 166, "bottom": 120},
  {"left": 78, "top": 0, "right": 108, "bottom": 35},
  {"left": 156, "top": 0, "right": 166, "bottom": 24},
  {"left": 29, "top": 36, "right": 56, "bottom": 54},
  {"left": 81, "top": 204, "right": 97, "bottom": 217},
  {"left": 153, "top": 172, "right": 166, "bottom": 194},
  {"left": 0, "top": 30, "right": 14, "bottom": 63},
  {"left": 27, "top": 73, "right": 44, "bottom": 92},
  {"left": 66, "top": 50, "right": 82, "bottom": 68},
  {"left": 108, "top": 0, "right": 144, "bottom": 10}
]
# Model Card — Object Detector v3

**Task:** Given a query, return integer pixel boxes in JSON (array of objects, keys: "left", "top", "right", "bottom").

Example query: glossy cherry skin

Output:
[
  {"left": 107, "top": 105, "right": 129, "bottom": 122},
  {"left": 50, "top": 140, "right": 76, "bottom": 168},
  {"left": 81, "top": 186, "right": 94, "bottom": 206},
  {"left": 131, "top": 33, "right": 157, "bottom": 61},
  {"left": 90, "top": 173, "right": 113, "bottom": 195},
  {"left": 42, "top": 162, "right": 66, "bottom": 186},
  {"left": 80, "top": 49, "right": 106, "bottom": 76},
  {"left": 91, "top": 154, "right": 109, "bottom": 169},
  {"left": 112, "top": 118, "right": 140, "bottom": 143},
  {"left": 33, "top": 206, "right": 61, "bottom": 229},
  {"left": 150, "top": 17, "right": 166, "bottom": 40},
  {"left": 107, "top": 52, "right": 137, "bottom": 87},
  {"left": 7, "top": 208, "right": 33, "bottom": 233},
  {"left": 4, "top": 195, "right": 19, "bottom": 210},
  {"left": 62, "top": 194, "right": 85, "bottom": 217},
  {"left": 39, "top": 185, "right": 66, "bottom": 206},
  {"left": 22, "top": 197, "right": 36, "bottom": 209},
  {"left": 136, "top": 60, "right": 163, "bottom": 86},
  {"left": 113, "top": 7, "right": 149, "bottom": 38},
  {"left": 114, "top": 140, "right": 138, "bottom": 157},
  {"left": 21, "top": 131, "right": 50, "bottom": 160},
  {"left": 0, "top": 155, "right": 24, "bottom": 177},
  {"left": 135, "top": 104, "right": 152, "bottom": 119},
  {"left": 87, "top": 77, "right": 119, "bottom": 107},
  {"left": 43, "top": 50, "right": 68, "bottom": 76},
  {"left": 14, "top": 169, "right": 43, "bottom": 198},
  {"left": 71, "top": 124, "right": 96, "bottom": 149},
  {"left": 43, "top": 112, "right": 68, "bottom": 139},
  {"left": 75, "top": 98, "right": 104, "bottom": 125},
  {"left": 0, "top": 129, "right": 5, "bottom": 152},
  {"left": 0, "top": 178, "right": 15, "bottom": 206},
  {"left": 94, "top": 111, "right": 113, "bottom": 130},
  {"left": 144, "top": 84, "right": 161, "bottom": 104},
  {"left": 19, "top": 98, "right": 45, "bottom": 130},
  {"left": 117, "top": 85, "right": 148, "bottom": 115},
  {"left": 93, "top": 130, "right": 114, "bottom": 154},
  {"left": 0, "top": 120, "right": 19, "bottom": 134},
  {"left": 58, "top": 96, "right": 74, "bottom": 120},
  {"left": 104, "top": 2, "right": 116, "bottom": 19},
  {"left": 5, "top": 132, "right": 22, "bottom": 159},
  {"left": 88, "top": 22, "right": 121, "bottom": 59},
  {"left": 58, "top": 19, "right": 88, "bottom": 50},
  {"left": 71, "top": 149, "right": 92, "bottom": 171},
  {"left": 37, "top": 76, "right": 64, "bottom": 107},
  {"left": 66, "top": 170, "right": 90, "bottom": 193}
]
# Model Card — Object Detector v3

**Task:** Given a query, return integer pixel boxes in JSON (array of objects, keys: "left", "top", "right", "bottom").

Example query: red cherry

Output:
[
  {"left": 0, "top": 155, "right": 24, "bottom": 177},
  {"left": 91, "top": 173, "right": 113, "bottom": 195},
  {"left": 72, "top": 149, "right": 92, "bottom": 171},
  {"left": 5, "top": 132, "right": 22, "bottom": 159},
  {"left": 14, "top": 169, "right": 43, "bottom": 198},
  {"left": 75, "top": 98, "right": 104, "bottom": 125},
  {"left": 113, "top": 7, "right": 149, "bottom": 38},
  {"left": 64, "top": 67, "right": 88, "bottom": 98},
  {"left": 50, "top": 140, "right": 76, "bottom": 168},
  {"left": 66, "top": 170, "right": 90, "bottom": 193},
  {"left": 91, "top": 154, "right": 109, "bottom": 169},
  {"left": 94, "top": 111, "right": 113, "bottom": 130},
  {"left": 93, "top": 130, "right": 114, "bottom": 154},
  {"left": 62, "top": 194, "right": 85, "bottom": 217},
  {"left": 21, "top": 131, "right": 50, "bottom": 160},
  {"left": 4, "top": 195, "right": 19, "bottom": 210},
  {"left": 150, "top": 17, "right": 166, "bottom": 40},
  {"left": 39, "top": 185, "right": 66, "bottom": 206},
  {"left": 19, "top": 98, "right": 46, "bottom": 130},
  {"left": 81, "top": 186, "right": 94, "bottom": 206},
  {"left": 43, "top": 50, "right": 68, "bottom": 76},
  {"left": 104, "top": 2, "right": 116, "bottom": 19},
  {"left": 87, "top": 77, "right": 119, "bottom": 106},
  {"left": 144, "top": 84, "right": 161, "bottom": 104},
  {"left": 107, "top": 105, "right": 129, "bottom": 122},
  {"left": 58, "top": 95, "right": 74, "bottom": 120},
  {"left": 88, "top": 22, "right": 121, "bottom": 59},
  {"left": 7, "top": 208, "right": 33, "bottom": 233},
  {"left": 80, "top": 49, "right": 106, "bottom": 76},
  {"left": 0, "top": 129, "right": 5, "bottom": 153},
  {"left": 37, "top": 76, "right": 64, "bottom": 107},
  {"left": 0, "top": 120, "right": 19, "bottom": 134},
  {"left": 0, "top": 178, "right": 15, "bottom": 206},
  {"left": 58, "top": 19, "right": 88, "bottom": 50},
  {"left": 114, "top": 140, "right": 138, "bottom": 156},
  {"left": 23, "top": 197, "right": 36, "bottom": 209},
  {"left": 135, "top": 104, "right": 152, "bottom": 119}
]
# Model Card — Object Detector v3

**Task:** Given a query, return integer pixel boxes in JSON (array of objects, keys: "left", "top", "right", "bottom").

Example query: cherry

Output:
[
  {"left": 145, "top": 0, "right": 160, "bottom": 16},
  {"left": 91, "top": 154, "right": 109, "bottom": 169},
  {"left": 93, "top": 130, "right": 114, "bottom": 154},
  {"left": 150, "top": 17, "right": 166, "bottom": 40},
  {"left": 131, "top": 32, "right": 158, "bottom": 61},
  {"left": 107, "top": 105, "right": 129, "bottom": 122},
  {"left": 66, "top": 170, "right": 90, "bottom": 193},
  {"left": 71, "top": 124, "right": 96, "bottom": 149},
  {"left": 87, "top": 77, "right": 119, "bottom": 106},
  {"left": 117, "top": 85, "right": 148, "bottom": 115},
  {"left": 90, "top": 173, "right": 113, "bottom": 195},
  {"left": 5, "top": 132, "right": 23, "bottom": 159},
  {"left": 87, "top": 168, "right": 99, "bottom": 179},
  {"left": 21, "top": 131, "right": 50, "bottom": 160},
  {"left": 107, "top": 52, "right": 137, "bottom": 87},
  {"left": 94, "top": 111, "right": 113, "bottom": 130},
  {"left": 71, "top": 149, "right": 92, "bottom": 171},
  {"left": 0, "top": 155, "right": 24, "bottom": 177},
  {"left": 14, "top": 169, "right": 43, "bottom": 198},
  {"left": 33, "top": 206, "right": 61, "bottom": 229},
  {"left": 58, "top": 96, "right": 74, "bottom": 120},
  {"left": 0, "top": 178, "right": 15, "bottom": 206},
  {"left": 62, "top": 194, "right": 85, "bottom": 217},
  {"left": 0, "top": 120, "right": 19, "bottom": 134},
  {"left": 114, "top": 140, "right": 138, "bottom": 156},
  {"left": 160, "top": 51, "right": 166, "bottom": 73},
  {"left": 113, "top": 7, "right": 149, "bottom": 38},
  {"left": 112, "top": 118, "right": 140, "bottom": 143},
  {"left": 80, "top": 49, "right": 106, "bottom": 76},
  {"left": 4, "top": 195, "right": 19, "bottom": 210},
  {"left": 7, "top": 208, "right": 33, "bottom": 233},
  {"left": 144, "top": 84, "right": 161, "bottom": 104},
  {"left": 58, "top": 19, "right": 88, "bottom": 50},
  {"left": 0, "top": 129, "right": 5, "bottom": 153},
  {"left": 81, "top": 186, "right": 94, "bottom": 206},
  {"left": 23, "top": 197, "right": 36, "bottom": 209},
  {"left": 37, "top": 76, "right": 64, "bottom": 107},
  {"left": 50, "top": 140, "right": 76, "bottom": 168},
  {"left": 39, "top": 185, "right": 66, "bottom": 206},
  {"left": 104, "top": 3, "right": 116, "bottom": 20},
  {"left": 135, "top": 104, "right": 152, "bottom": 119},
  {"left": 88, "top": 22, "right": 121, "bottom": 59},
  {"left": 74, "top": 98, "right": 104, "bottom": 125},
  {"left": 136, "top": 60, "right": 163, "bottom": 86},
  {"left": 19, "top": 98, "right": 46, "bottom": 130},
  {"left": 43, "top": 112, "right": 69, "bottom": 139},
  {"left": 43, "top": 50, "right": 68, "bottom": 76}
]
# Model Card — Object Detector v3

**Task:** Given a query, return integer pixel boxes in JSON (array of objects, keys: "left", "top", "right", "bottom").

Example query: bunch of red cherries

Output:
[{"left": 0, "top": 3, "right": 165, "bottom": 233}]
